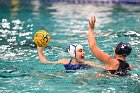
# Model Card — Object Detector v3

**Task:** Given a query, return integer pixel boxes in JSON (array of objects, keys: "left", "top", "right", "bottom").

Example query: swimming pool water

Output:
[{"left": 0, "top": 0, "right": 140, "bottom": 93}]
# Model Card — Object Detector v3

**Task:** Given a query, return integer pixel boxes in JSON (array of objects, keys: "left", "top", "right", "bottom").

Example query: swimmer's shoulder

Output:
[
  {"left": 105, "top": 58, "right": 119, "bottom": 70},
  {"left": 57, "top": 58, "right": 70, "bottom": 64}
]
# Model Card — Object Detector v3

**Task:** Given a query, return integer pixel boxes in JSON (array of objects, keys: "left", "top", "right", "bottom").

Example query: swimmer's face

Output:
[{"left": 76, "top": 48, "right": 85, "bottom": 62}]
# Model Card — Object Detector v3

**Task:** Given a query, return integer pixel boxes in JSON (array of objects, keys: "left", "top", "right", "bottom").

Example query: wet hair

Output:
[{"left": 115, "top": 42, "right": 132, "bottom": 57}]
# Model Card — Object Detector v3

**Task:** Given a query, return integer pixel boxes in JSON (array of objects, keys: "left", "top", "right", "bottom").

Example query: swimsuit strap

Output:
[
  {"left": 117, "top": 59, "right": 130, "bottom": 76},
  {"left": 106, "top": 59, "right": 130, "bottom": 76},
  {"left": 68, "top": 59, "right": 73, "bottom": 65},
  {"left": 117, "top": 59, "right": 129, "bottom": 69}
]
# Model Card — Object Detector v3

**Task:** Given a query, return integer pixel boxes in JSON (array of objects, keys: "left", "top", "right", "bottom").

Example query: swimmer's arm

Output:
[
  {"left": 44, "top": 59, "right": 68, "bottom": 64},
  {"left": 129, "top": 64, "right": 139, "bottom": 69},
  {"left": 85, "top": 61, "right": 105, "bottom": 69},
  {"left": 37, "top": 46, "right": 68, "bottom": 64},
  {"left": 88, "top": 16, "right": 113, "bottom": 65},
  {"left": 37, "top": 46, "right": 48, "bottom": 64}
]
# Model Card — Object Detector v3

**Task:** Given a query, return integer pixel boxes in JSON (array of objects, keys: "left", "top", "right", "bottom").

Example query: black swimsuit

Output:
[{"left": 107, "top": 59, "right": 130, "bottom": 76}]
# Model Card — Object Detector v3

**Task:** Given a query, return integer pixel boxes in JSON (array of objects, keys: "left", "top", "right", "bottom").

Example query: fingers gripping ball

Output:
[{"left": 34, "top": 30, "right": 50, "bottom": 47}]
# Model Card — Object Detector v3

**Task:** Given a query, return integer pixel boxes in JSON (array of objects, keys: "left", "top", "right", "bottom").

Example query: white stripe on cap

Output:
[{"left": 67, "top": 44, "right": 83, "bottom": 58}]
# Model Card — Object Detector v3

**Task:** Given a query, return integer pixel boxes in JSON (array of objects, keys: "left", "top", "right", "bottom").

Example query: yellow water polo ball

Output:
[{"left": 34, "top": 30, "right": 50, "bottom": 47}]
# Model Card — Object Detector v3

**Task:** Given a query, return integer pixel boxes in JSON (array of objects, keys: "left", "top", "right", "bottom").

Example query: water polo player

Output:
[
  {"left": 88, "top": 16, "right": 132, "bottom": 76},
  {"left": 37, "top": 44, "right": 104, "bottom": 71}
]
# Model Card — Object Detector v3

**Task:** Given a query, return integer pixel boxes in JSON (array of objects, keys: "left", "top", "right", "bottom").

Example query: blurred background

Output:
[{"left": 0, "top": 0, "right": 140, "bottom": 93}]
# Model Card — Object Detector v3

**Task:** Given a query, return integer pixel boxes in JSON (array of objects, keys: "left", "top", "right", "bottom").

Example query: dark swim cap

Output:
[{"left": 115, "top": 42, "right": 132, "bottom": 57}]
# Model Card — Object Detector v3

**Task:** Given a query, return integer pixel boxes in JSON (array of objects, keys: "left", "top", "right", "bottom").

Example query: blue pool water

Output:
[{"left": 0, "top": 0, "right": 140, "bottom": 93}]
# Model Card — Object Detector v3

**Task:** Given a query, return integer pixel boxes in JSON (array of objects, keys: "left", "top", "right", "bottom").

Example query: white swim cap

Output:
[{"left": 67, "top": 44, "right": 83, "bottom": 58}]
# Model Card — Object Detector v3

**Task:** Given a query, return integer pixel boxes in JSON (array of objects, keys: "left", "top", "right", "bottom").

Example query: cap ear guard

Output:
[
  {"left": 67, "top": 44, "right": 77, "bottom": 58},
  {"left": 67, "top": 44, "right": 83, "bottom": 58},
  {"left": 115, "top": 42, "right": 132, "bottom": 57}
]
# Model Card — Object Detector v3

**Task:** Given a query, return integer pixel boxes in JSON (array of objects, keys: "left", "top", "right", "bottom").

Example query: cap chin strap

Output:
[{"left": 71, "top": 57, "right": 78, "bottom": 62}]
